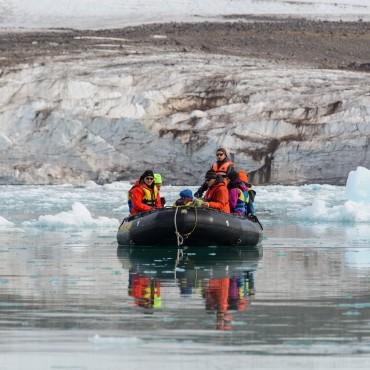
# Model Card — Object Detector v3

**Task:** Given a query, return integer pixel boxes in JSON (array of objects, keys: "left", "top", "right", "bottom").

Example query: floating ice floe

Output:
[
  {"left": 23, "top": 202, "right": 119, "bottom": 229},
  {"left": 295, "top": 167, "right": 370, "bottom": 223},
  {"left": 0, "top": 216, "right": 14, "bottom": 228},
  {"left": 88, "top": 334, "right": 143, "bottom": 345}
]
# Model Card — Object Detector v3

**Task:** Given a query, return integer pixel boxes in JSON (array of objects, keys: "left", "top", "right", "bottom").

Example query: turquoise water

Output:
[{"left": 1, "top": 183, "right": 370, "bottom": 369}]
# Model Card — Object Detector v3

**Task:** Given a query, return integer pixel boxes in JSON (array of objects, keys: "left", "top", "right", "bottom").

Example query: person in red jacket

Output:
[
  {"left": 201, "top": 170, "right": 230, "bottom": 213},
  {"left": 128, "top": 170, "right": 162, "bottom": 216}
]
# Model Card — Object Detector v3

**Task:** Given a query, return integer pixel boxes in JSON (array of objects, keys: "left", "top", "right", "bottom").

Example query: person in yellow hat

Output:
[
  {"left": 154, "top": 173, "right": 162, "bottom": 190},
  {"left": 154, "top": 173, "right": 166, "bottom": 206}
]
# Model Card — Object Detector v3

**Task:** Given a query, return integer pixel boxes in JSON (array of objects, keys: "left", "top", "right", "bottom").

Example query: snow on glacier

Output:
[{"left": 1, "top": 0, "right": 370, "bottom": 29}]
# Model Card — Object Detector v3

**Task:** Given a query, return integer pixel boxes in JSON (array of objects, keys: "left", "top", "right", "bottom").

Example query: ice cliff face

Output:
[{"left": 1, "top": 51, "right": 370, "bottom": 185}]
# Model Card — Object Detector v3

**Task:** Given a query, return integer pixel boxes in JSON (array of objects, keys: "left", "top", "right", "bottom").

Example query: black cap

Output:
[{"left": 140, "top": 170, "right": 154, "bottom": 182}]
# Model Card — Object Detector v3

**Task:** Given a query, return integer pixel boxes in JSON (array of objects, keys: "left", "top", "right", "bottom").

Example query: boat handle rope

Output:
[{"left": 174, "top": 206, "right": 198, "bottom": 247}]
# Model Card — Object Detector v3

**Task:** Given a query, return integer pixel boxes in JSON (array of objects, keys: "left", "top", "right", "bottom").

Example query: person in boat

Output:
[
  {"left": 154, "top": 173, "right": 162, "bottom": 191},
  {"left": 173, "top": 188, "right": 194, "bottom": 207},
  {"left": 128, "top": 170, "right": 162, "bottom": 216},
  {"left": 227, "top": 169, "right": 247, "bottom": 216},
  {"left": 238, "top": 169, "right": 256, "bottom": 218},
  {"left": 200, "top": 170, "right": 230, "bottom": 213},
  {"left": 194, "top": 147, "right": 234, "bottom": 198},
  {"left": 154, "top": 173, "right": 166, "bottom": 206},
  {"left": 212, "top": 147, "right": 234, "bottom": 178}
]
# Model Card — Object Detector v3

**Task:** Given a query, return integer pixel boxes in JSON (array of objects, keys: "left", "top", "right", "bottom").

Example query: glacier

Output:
[
  {"left": 1, "top": 0, "right": 370, "bottom": 185},
  {"left": 1, "top": 51, "right": 370, "bottom": 185}
]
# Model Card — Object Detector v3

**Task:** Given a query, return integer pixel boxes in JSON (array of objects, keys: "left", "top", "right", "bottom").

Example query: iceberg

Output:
[
  {"left": 23, "top": 202, "right": 119, "bottom": 229},
  {"left": 345, "top": 166, "right": 370, "bottom": 203}
]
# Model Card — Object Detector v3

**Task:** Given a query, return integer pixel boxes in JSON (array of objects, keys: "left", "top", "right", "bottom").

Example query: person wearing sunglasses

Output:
[
  {"left": 128, "top": 170, "right": 162, "bottom": 216},
  {"left": 212, "top": 147, "right": 234, "bottom": 178},
  {"left": 194, "top": 147, "right": 234, "bottom": 199}
]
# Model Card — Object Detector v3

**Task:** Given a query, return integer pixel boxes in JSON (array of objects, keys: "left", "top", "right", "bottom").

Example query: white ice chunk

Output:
[
  {"left": 0, "top": 216, "right": 14, "bottom": 227},
  {"left": 345, "top": 166, "right": 370, "bottom": 203},
  {"left": 24, "top": 202, "right": 119, "bottom": 229},
  {"left": 295, "top": 167, "right": 370, "bottom": 223}
]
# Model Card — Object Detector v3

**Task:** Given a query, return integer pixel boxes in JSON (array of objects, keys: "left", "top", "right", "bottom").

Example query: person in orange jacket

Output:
[
  {"left": 200, "top": 170, "right": 230, "bottom": 213},
  {"left": 128, "top": 170, "right": 162, "bottom": 216}
]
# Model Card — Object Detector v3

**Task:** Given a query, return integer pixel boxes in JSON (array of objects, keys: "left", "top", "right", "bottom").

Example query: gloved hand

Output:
[
  {"left": 247, "top": 214, "right": 257, "bottom": 222},
  {"left": 194, "top": 182, "right": 208, "bottom": 198},
  {"left": 193, "top": 198, "right": 208, "bottom": 208}
]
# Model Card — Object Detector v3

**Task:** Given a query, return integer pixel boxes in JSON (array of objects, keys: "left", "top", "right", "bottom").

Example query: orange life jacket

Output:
[{"left": 212, "top": 159, "right": 234, "bottom": 177}]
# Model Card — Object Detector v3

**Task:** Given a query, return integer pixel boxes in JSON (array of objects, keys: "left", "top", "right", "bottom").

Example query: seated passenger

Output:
[
  {"left": 238, "top": 169, "right": 248, "bottom": 184},
  {"left": 173, "top": 189, "right": 194, "bottom": 207},
  {"left": 227, "top": 170, "right": 247, "bottom": 216},
  {"left": 128, "top": 170, "right": 162, "bottom": 216},
  {"left": 202, "top": 170, "right": 230, "bottom": 213},
  {"left": 246, "top": 190, "right": 256, "bottom": 218},
  {"left": 154, "top": 173, "right": 162, "bottom": 191},
  {"left": 154, "top": 173, "right": 166, "bottom": 206},
  {"left": 238, "top": 169, "right": 256, "bottom": 217}
]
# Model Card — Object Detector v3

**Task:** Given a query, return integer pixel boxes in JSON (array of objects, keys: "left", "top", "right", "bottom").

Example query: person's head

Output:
[
  {"left": 140, "top": 170, "right": 155, "bottom": 187},
  {"left": 154, "top": 173, "right": 162, "bottom": 189},
  {"left": 205, "top": 170, "right": 217, "bottom": 187},
  {"left": 179, "top": 189, "right": 193, "bottom": 200},
  {"left": 238, "top": 169, "right": 248, "bottom": 183},
  {"left": 216, "top": 147, "right": 228, "bottom": 162},
  {"left": 227, "top": 169, "right": 239, "bottom": 183}
]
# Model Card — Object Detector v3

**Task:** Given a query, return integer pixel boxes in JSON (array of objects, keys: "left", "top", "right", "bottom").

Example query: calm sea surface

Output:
[{"left": 1, "top": 183, "right": 370, "bottom": 369}]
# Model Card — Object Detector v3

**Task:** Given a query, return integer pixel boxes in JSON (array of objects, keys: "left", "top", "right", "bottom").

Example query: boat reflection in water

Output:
[{"left": 117, "top": 245, "right": 262, "bottom": 330}]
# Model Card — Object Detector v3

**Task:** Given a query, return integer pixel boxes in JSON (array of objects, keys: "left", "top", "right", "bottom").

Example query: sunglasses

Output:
[
  {"left": 145, "top": 177, "right": 154, "bottom": 181},
  {"left": 216, "top": 153, "right": 225, "bottom": 157}
]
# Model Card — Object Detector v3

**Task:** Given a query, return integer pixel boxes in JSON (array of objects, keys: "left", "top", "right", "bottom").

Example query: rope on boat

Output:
[{"left": 174, "top": 206, "right": 198, "bottom": 247}]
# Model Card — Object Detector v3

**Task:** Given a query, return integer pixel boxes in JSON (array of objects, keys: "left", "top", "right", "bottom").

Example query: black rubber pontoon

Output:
[{"left": 117, "top": 207, "right": 262, "bottom": 247}]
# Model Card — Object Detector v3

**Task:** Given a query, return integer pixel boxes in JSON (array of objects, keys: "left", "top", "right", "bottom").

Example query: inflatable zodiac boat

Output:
[{"left": 117, "top": 207, "right": 263, "bottom": 247}]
